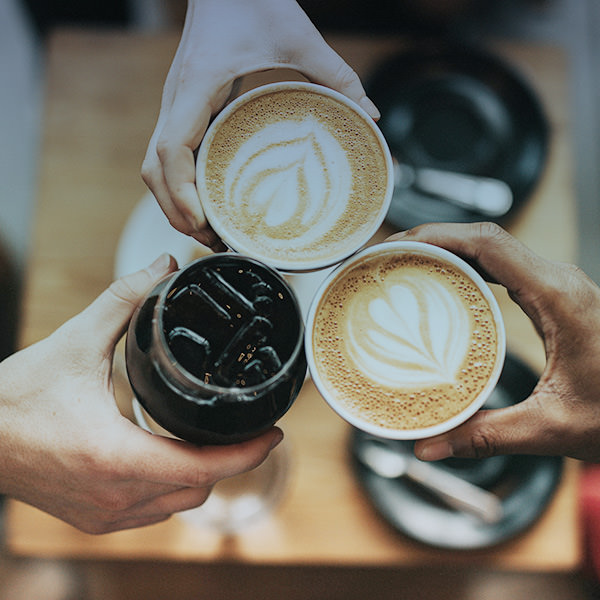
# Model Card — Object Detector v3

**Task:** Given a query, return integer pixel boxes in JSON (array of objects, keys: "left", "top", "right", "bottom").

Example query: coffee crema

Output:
[
  {"left": 311, "top": 249, "right": 500, "bottom": 431},
  {"left": 196, "top": 83, "right": 392, "bottom": 271}
]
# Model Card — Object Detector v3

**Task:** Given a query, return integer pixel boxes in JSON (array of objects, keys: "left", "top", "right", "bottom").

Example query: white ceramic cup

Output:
[
  {"left": 305, "top": 241, "right": 506, "bottom": 440},
  {"left": 196, "top": 81, "right": 394, "bottom": 272}
]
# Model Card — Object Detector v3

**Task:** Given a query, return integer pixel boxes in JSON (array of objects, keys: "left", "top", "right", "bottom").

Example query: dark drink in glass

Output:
[{"left": 125, "top": 253, "right": 307, "bottom": 445}]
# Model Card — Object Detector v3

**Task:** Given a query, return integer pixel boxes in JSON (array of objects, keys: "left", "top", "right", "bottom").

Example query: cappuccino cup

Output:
[
  {"left": 305, "top": 241, "right": 506, "bottom": 439},
  {"left": 196, "top": 82, "right": 394, "bottom": 272}
]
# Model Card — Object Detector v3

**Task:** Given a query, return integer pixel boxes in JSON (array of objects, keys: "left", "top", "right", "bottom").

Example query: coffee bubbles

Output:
[
  {"left": 306, "top": 242, "right": 506, "bottom": 439},
  {"left": 196, "top": 82, "right": 394, "bottom": 272}
]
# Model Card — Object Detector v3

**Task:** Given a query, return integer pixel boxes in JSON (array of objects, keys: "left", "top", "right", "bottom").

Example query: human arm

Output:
[
  {"left": 388, "top": 222, "right": 600, "bottom": 462},
  {"left": 0, "top": 253, "right": 282, "bottom": 533},
  {"left": 141, "top": 0, "right": 378, "bottom": 249}
]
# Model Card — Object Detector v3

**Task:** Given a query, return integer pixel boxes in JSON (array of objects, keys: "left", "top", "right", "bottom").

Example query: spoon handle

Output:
[
  {"left": 405, "top": 458, "right": 504, "bottom": 524},
  {"left": 415, "top": 167, "right": 513, "bottom": 217},
  {"left": 394, "top": 160, "right": 513, "bottom": 217}
]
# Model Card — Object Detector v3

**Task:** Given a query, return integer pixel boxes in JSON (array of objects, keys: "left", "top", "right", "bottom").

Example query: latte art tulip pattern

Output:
[
  {"left": 347, "top": 277, "right": 470, "bottom": 387},
  {"left": 224, "top": 118, "right": 352, "bottom": 246}
]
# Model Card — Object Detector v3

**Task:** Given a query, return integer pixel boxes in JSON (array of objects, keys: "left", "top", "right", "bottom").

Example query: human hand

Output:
[
  {"left": 141, "top": 0, "right": 379, "bottom": 250},
  {"left": 387, "top": 222, "right": 600, "bottom": 462},
  {"left": 0, "top": 253, "right": 282, "bottom": 533}
]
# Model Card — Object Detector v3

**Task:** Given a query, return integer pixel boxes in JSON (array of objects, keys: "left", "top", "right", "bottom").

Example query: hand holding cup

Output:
[
  {"left": 389, "top": 222, "right": 600, "bottom": 462},
  {"left": 141, "top": 0, "right": 379, "bottom": 250}
]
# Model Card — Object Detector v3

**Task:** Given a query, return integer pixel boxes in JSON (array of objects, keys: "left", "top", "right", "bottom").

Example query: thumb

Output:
[
  {"left": 414, "top": 396, "right": 550, "bottom": 460},
  {"left": 68, "top": 253, "right": 178, "bottom": 352}
]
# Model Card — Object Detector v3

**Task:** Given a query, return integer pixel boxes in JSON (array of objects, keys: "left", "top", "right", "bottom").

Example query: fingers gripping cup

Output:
[
  {"left": 306, "top": 241, "right": 506, "bottom": 439},
  {"left": 196, "top": 82, "right": 394, "bottom": 272},
  {"left": 125, "top": 254, "right": 307, "bottom": 445}
]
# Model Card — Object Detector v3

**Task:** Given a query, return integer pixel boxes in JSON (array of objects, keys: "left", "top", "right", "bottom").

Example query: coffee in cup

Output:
[
  {"left": 196, "top": 82, "right": 394, "bottom": 272},
  {"left": 305, "top": 241, "right": 506, "bottom": 439}
]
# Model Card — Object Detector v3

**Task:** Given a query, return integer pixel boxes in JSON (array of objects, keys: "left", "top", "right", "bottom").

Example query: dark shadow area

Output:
[{"left": 21, "top": 0, "right": 132, "bottom": 35}]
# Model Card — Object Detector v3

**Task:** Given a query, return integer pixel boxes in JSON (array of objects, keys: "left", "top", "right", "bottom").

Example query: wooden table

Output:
[{"left": 5, "top": 28, "right": 580, "bottom": 597}]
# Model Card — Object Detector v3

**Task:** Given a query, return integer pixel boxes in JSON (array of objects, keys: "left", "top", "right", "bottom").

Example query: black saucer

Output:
[
  {"left": 350, "top": 353, "right": 564, "bottom": 550},
  {"left": 366, "top": 40, "right": 549, "bottom": 228}
]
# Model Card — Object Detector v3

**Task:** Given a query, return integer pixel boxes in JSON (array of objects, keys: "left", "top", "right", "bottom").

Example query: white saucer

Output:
[{"left": 114, "top": 192, "right": 202, "bottom": 279}]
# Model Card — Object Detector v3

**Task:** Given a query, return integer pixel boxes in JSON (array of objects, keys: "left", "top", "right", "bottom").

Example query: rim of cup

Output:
[
  {"left": 196, "top": 81, "right": 395, "bottom": 272},
  {"left": 304, "top": 240, "right": 507, "bottom": 440}
]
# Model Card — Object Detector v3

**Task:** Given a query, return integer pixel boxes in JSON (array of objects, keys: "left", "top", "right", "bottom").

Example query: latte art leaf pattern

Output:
[
  {"left": 224, "top": 119, "right": 352, "bottom": 244},
  {"left": 347, "top": 278, "right": 471, "bottom": 387}
]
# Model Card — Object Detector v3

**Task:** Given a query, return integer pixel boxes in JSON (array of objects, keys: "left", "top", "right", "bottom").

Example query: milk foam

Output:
[
  {"left": 223, "top": 118, "right": 352, "bottom": 248},
  {"left": 346, "top": 277, "right": 470, "bottom": 386}
]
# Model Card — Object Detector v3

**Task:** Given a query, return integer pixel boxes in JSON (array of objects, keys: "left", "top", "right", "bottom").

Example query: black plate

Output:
[
  {"left": 350, "top": 353, "right": 564, "bottom": 550},
  {"left": 366, "top": 40, "right": 549, "bottom": 229}
]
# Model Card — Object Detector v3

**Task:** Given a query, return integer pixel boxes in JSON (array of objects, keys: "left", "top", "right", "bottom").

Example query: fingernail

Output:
[
  {"left": 187, "top": 215, "right": 204, "bottom": 233},
  {"left": 388, "top": 229, "right": 410, "bottom": 240},
  {"left": 359, "top": 96, "right": 380, "bottom": 120},
  {"left": 148, "top": 253, "right": 174, "bottom": 277},
  {"left": 416, "top": 441, "right": 453, "bottom": 461}
]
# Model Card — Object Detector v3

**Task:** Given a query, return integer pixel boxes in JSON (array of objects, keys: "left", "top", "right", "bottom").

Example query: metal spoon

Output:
[
  {"left": 354, "top": 437, "right": 504, "bottom": 524},
  {"left": 394, "top": 160, "right": 513, "bottom": 218}
]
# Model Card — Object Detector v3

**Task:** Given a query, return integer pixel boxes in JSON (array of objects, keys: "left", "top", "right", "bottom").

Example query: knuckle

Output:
[
  {"left": 167, "top": 212, "right": 194, "bottom": 236},
  {"left": 95, "top": 490, "right": 133, "bottom": 513},
  {"left": 468, "top": 429, "right": 499, "bottom": 459},
  {"left": 475, "top": 221, "right": 509, "bottom": 245},
  {"left": 181, "top": 465, "right": 214, "bottom": 489},
  {"left": 155, "top": 135, "right": 174, "bottom": 163},
  {"left": 83, "top": 479, "right": 137, "bottom": 516},
  {"left": 107, "top": 277, "right": 140, "bottom": 308},
  {"left": 140, "top": 159, "right": 156, "bottom": 187},
  {"left": 334, "top": 62, "right": 360, "bottom": 92},
  {"left": 538, "top": 261, "right": 597, "bottom": 316},
  {"left": 558, "top": 263, "right": 599, "bottom": 302}
]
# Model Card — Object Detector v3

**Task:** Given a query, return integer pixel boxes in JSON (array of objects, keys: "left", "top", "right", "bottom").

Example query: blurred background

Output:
[{"left": 0, "top": 0, "right": 599, "bottom": 598}]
